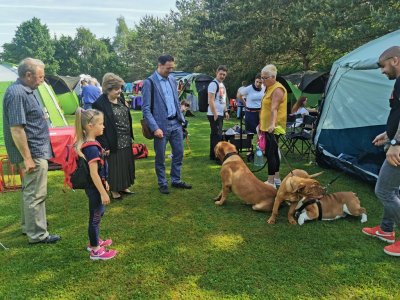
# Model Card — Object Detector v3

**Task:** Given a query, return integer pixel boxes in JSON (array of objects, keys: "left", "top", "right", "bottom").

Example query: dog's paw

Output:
[
  {"left": 267, "top": 217, "right": 276, "bottom": 224},
  {"left": 297, "top": 217, "right": 305, "bottom": 225},
  {"left": 361, "top": 213, "right": 368, "bottom": 223},
  {"left": 214, "top": 200, "right": 224, "bottom": 206},
  {"left": 288, "top": 218, "right": 298, "bottom": 225},
  {"left": 213, "top": 196, "right": 221, "bottom": 201}
]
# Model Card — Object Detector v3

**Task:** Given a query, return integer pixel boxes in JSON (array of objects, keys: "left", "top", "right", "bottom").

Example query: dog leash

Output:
[
  {"left": 249, "top": 133, "right": 295, "bottom": 174},
  {"left": 324, "top": 172, "right": 343, "bottom": 193}
]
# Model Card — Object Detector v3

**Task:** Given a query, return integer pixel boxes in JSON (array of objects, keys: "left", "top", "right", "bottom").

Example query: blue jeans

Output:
[
  {"left": 375, "top": 160, "right": 400, "bottom": 232},
  {"left": 154, "top": 120, "right": 184, "bottom": 187},
  {"left": 85, "top": 187, "right": 105, "bottom": 247},
  {"left": 244, "top": 110, "right": 260, "bottom": 134}
]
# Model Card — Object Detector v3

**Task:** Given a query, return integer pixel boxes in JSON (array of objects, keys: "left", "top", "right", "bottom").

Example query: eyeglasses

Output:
[
  {"left": 377, "top": 56, "right": 395, "bottom": 68},
  {"left": 261, "top": 76, "right": 273, "bottom": 80}
]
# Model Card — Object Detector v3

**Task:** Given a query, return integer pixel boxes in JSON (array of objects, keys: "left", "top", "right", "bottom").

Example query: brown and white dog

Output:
[
  {"left": 295, "top": 192, "right": 367, "bottom": 225},
  {"left": 214, "top": 141, "right": 277, "bottom": 211},
  {"left": 267, "top": 169, "right": 325, "bottom": 224}
]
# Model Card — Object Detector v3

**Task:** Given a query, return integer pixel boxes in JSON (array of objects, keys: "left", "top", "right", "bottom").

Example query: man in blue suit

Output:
[{"left": 142, "top": 54, "right": 192, "bottom": 194}]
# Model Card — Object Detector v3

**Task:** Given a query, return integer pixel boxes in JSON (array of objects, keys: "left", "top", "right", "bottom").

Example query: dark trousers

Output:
[
  {"left": 85, "top": 187, "right": 105, "bottom": 247},
  {"left": 208, "top": 115, "right": 224, "bottom": 160},
  {"left": 375, "top": 160, "right": 400, "bottom": 232},
  {"left": 245, "top": 110, "right": 260, "bottom": 134},
  {"left": 265, "top": 133, "right": 281, "bottom": 176}
]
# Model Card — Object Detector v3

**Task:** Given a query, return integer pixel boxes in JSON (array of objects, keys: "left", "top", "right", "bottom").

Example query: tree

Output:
[
  {"left": 2, "top": 17, "right": 58, "bottom": 74},
  {"left": 73, "top": 27, "right": 111, "bottom": 79},
  {"left": 54, "top": 35, "right": 79, "bottom": 75}
]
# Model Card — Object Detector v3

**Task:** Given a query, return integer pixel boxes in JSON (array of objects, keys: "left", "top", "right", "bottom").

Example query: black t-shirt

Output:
[{"left": 386, "top": 77, "right": 400, "bottom": 139}]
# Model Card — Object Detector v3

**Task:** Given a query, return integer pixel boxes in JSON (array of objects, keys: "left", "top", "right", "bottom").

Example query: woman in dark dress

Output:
[{"left": 93, "top": 73, "right": 135, "bottom": 199}]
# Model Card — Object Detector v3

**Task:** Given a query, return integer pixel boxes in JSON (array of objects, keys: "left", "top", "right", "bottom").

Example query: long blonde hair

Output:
[{"left": 74, "top": 108, "right": 103, "bottom": 157}]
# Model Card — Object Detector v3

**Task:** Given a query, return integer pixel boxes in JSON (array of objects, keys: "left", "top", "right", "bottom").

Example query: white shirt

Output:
[
  {"left": 294, "top": 107, "right": 309, "bottom": 126},
  {"left": 241, "top": 85, "right": 265, "bottom": 109},
  {"left": 207, "top": 80, "right": 227, "bottom": 116}
]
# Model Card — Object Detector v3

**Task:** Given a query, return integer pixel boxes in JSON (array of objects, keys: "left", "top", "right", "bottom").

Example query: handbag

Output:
[
  {"left": 257, "top": 131, "right": 266, "bottom": 153},
  {"left": 141, "top": 78, "right": 154, "bottom": 139}
]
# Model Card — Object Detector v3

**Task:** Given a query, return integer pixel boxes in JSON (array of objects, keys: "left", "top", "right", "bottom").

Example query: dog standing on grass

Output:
[
  {"left": 214, "top": 141, "right": 277, "bottom": 211},
  {"left": 267, "top": 169, "right": 325, "bottom": 224}
]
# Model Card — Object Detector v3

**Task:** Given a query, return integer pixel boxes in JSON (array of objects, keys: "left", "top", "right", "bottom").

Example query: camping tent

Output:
[
  {"left": 46, "top": 75, "right": 80, "bottom": 115},
  {"left": 315, "top": 29, "right": 400, "bottom": 183},
  {"left": 0, "top": 65, "right": 67, "bottom": 145},
  {"left": 179, "top": 73, "right": 214, "bottom": 112},
  {"left": 278, "top": 71, "right": 329, "bottom": 110},
  {"left": 277, "top": 76, "right": 302, "bottom": 113}
]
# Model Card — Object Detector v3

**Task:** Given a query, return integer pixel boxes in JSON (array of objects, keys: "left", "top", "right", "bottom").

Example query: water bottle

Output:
[{"left": 254, "top": 146, "right": 265, "bottom": 167}]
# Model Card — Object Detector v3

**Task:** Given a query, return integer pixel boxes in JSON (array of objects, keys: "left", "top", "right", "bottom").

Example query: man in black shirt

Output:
[{"left": 362, "top": 46, "right": 400, "bottom": 256}]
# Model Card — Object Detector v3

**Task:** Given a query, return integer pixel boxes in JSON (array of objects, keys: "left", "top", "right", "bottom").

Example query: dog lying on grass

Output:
[
  {"left": 267, "top": 169, "right": 325, "bottom": 225},
  {"left": 295, "top": 192, "right": 368, "bottom": 225},
  {"left": 213, "top": 141, "right": 277, "bottom": 212}
]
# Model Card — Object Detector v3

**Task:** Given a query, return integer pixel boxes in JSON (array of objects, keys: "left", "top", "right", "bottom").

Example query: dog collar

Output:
[
  {"left": 294, "top": 199, "right": 322, "bottom": 221},
  {"left": 223, "top": 151, "right": 239, "bottom": 162}
]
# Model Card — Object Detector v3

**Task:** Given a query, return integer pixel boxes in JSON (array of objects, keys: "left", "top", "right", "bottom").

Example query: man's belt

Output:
[
  {"left": 246, "top": 108, "right": 261, "bottom": 112},
  {"left": 167, "top": 115, "right": 177, "bottom": 120}
]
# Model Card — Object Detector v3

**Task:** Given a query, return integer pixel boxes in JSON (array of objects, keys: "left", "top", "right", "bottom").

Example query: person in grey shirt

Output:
[{"left": 3, "top": 58, "right": 60, "bottom": 244}]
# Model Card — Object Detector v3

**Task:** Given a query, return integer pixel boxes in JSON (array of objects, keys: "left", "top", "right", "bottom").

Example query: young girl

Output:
[{"left": 75, "top": 108, "right": 117, "bottom": 260}]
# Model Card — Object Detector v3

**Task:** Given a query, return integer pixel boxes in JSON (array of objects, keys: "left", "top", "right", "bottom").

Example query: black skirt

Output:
[{"left": 107, "top": 146, "right": 135, "bottom": 191}]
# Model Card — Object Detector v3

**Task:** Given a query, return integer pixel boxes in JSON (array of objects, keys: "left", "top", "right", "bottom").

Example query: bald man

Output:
[{"left": 362, "top": 46, "right": 400, "bottom": 256}]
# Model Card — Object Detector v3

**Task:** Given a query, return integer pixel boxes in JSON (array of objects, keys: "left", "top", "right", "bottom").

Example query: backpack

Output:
[
  {"left": 211, "top": 80, "right": 219, "bottom": 95},
  {"left": 64, "top": 141, "right": 102, "bottom": 189},
  {"left": 132, "top": 143, "right": 148, "bottom": 159}
]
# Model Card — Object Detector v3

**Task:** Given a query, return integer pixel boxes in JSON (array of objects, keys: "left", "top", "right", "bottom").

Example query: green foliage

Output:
[
  {"left": 2, "top": 17, "right": 59, "bottom": 74},
  {"left": 1, "top": 112, "right": 400, "bottom": 299},
  {"left": 2, "top": 1, "right": 400, "bottom": 90}
]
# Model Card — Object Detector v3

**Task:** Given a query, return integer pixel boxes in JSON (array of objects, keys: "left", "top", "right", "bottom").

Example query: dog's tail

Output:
[{"left": 309, "top": 171, "right": 323, "bottom": 178}]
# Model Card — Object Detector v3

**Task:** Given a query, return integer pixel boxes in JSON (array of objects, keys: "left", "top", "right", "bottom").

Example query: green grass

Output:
[{"left": 0, "top": 111, "right": 399, "bottom": 299}]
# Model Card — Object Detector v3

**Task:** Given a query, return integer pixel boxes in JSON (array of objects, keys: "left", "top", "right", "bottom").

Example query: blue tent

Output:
[{"left": 315, "top": 29, "right": 400, "bottom": 183}]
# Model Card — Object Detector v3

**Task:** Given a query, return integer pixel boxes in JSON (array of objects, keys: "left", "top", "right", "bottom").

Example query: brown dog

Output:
[
  {"left": 267, "top": 169, "right": 325, "bottom": 224},
  {"left": 214, "top": 141, "right": 277, "bottom": 211},
  {"left": 295, "top": 192, "right": 367, "bottom": 225}
]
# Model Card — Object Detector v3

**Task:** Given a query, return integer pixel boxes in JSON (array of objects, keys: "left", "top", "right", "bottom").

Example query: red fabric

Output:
[
  {"left": 49, "top": 127, "right": 76, "bottom": 188},
  {"left": 132, "top": 143, "right": 148, "bottom": 159}
]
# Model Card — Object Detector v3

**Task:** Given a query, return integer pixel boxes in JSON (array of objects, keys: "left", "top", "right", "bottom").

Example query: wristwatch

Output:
[{"left": 390, "top": 139, "right": 400, "bottom": 146}]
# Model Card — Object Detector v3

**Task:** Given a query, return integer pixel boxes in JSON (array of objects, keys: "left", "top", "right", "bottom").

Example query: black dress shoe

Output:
[
  {"left": 30, "top": 234, "right": 61, "bottom": 244},
  {"left": 159, "top": 185, "right": 170, "bottom": 194},
  {"left": 171, "top": 181, "right": 192, "bottom": 189}
]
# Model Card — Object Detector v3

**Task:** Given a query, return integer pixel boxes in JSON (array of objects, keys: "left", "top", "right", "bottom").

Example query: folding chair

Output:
[
  {"left": 280, "top": 114, "right": 301, "bottom": 154},
  {"left": 284, "top": 115, "right": 317, "bottom": 157}
]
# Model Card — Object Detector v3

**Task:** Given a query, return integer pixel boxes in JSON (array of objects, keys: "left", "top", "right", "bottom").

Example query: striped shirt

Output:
[{"left": 3, "top": 79, "right": 52, "bottom": 164}]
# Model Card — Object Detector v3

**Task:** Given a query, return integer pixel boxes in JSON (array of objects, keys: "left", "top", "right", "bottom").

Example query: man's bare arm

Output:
[{"left": 10, "top": 125, "right": 35, "bottom": 172}]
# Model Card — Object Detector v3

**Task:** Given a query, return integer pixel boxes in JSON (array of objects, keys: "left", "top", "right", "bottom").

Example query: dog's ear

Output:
[
  {"left": 286, "top": 177, "right": 305, "bottom": 193},
  {"left": 214, "top": 143, "right": 221, "bottom": 160}
]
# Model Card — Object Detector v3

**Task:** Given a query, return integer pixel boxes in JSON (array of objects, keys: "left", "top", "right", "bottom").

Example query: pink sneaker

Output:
[
  {"left": 87, "top": 239, "right": 113, "bottom": 251},
  {"left": 362, "top": 225, "right": 395, "bottom": 243},
  {"left": 90, "top": 246, "right": 117, "bottom": 260},
  {"left": 384, "top": 240, "right": 400, "bottom": 256}
]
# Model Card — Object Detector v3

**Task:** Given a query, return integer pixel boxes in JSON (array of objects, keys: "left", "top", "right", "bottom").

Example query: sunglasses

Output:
[
  {"left": 377, "top": 56, "right": 394, "bottom": 68},
  {"left": 261, "top": 76, "right": 273, "bottom": 80}
]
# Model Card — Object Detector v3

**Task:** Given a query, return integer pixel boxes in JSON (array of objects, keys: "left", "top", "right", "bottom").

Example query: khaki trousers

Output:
[{"left": 19, "top": 158, "right": 49, "bottom": 243}]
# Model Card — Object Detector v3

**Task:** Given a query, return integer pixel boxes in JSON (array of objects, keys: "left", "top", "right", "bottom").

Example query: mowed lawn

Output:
[{"left": 0, "top": 111, "right": 399, "bottom": 299}]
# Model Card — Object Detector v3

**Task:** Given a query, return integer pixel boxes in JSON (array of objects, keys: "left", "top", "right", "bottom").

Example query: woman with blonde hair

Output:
[
  {"left": 93, "top": 73, "right": 135, "bottom": 200},
  {"left": 259, "top": 64, "right": 288, "bottom": 187}
]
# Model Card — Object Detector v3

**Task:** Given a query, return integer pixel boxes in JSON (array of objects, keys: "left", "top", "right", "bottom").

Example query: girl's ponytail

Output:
[{"left": 74, "top": 107, "right": 85, "bottom": 158}]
